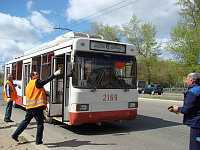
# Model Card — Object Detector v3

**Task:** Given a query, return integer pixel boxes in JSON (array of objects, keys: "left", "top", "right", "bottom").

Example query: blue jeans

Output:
[
  {"left": 12, "top": 107, "right": 44, "bottom": 144},
  {"left": 4, "top": 101, "right": 13, "bottom": 121}
]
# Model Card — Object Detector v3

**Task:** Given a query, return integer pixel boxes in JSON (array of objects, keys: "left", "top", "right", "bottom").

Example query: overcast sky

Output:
[{"left": 0, "top": 0, "right": 181, "bottom": 70}]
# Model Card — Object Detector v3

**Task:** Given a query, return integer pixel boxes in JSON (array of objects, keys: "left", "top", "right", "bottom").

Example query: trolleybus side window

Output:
[
  {"left": 41, "top": 53, "right": 54, "bottom": 80},
  {"left": 12, "top": 62, "right": 17, "bottom": 80},
  {"left": 17, "top": 61, "right": 22, "bottom": 80},
  {"left": 6, "top": 67, "right": 10, "bottom": 75},
  {"left": 32, "top": 56, "right": 41, "bottom": 74}
]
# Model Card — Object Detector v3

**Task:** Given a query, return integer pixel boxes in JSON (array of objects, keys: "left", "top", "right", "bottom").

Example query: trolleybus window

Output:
[
  {"left": 73, "top": 52, "right": 137, "bottom": 89},
  {"left": 12, "top": 62, "right": 17, "bottom": 80},
  {"left": 6, "top": 67, "right": 10, "bottom": 75},
  {"left": 41, "top": 53, "right": 54, "bottom": 80},
  {"left": 17, "top": 61, "right": 22, "bottom": 80}
]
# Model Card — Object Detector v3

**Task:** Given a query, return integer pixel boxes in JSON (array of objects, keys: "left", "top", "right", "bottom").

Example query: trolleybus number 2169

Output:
[
  {"left": 4, "top": 32, "right": 138, "bottom": 125},
  {"left": 103, "top": 94, "right": 118, "bottom": 101}
]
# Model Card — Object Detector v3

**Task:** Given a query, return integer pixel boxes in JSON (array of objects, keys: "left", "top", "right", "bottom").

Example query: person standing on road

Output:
[
  {"left": 168, "top": 73, "right": 200, "bottom": 150},
  {"left": 4, "top": 74, "right": 21, "bottom": 122},
  {"left": 12, "top": 69, "right": 61, "bottom": 145}
]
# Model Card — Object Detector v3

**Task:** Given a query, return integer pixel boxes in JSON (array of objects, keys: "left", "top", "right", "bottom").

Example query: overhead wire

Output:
[
  {"left": 68, "top": 0, "right": 141, "bottom": 29},
  {"left": 0, "top": 18, "right": 54, "bottom": 29},
  {"left": 38, "top": 0, "right": 141, "bottom": 44},
  {"left": 20, "top": 0, "right": 141, "bottom": 52},
  {"left": 65, "top": 0, "right": 129, "bottom": 27},
  {"left": 15, "top": 0, "right": 67, "bottom": 20},
  {"left": 35, "top": 0, "right": 130, "bottom": 44}
]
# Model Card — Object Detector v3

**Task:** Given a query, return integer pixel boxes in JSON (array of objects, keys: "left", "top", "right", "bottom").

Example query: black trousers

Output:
[{"left": 12, "top": 107, "right": 44, "bottom": 144}]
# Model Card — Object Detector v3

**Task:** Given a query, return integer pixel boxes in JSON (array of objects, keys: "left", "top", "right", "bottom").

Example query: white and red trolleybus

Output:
[{"left": 4, "top": 32, "right": 138, "bottom": 125}]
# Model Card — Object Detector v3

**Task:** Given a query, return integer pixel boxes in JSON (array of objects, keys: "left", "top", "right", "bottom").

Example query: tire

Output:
[
  {"left": 151, "top": 91, "right": 155, "bottom": 95},
  {"left": 158, "top": 92, "right": 161, "bottom": 95}
]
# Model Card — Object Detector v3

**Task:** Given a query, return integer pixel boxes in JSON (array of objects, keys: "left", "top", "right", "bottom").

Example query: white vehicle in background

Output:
[{"left": 4, "top": 32, "right": 138, "bottom": 125}]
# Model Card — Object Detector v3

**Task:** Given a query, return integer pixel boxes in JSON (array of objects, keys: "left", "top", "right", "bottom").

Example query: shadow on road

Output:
[
  {"left": 44, "top": 139, "right": 115, "bottom": 148},
  {"left": 60, "top": 114, "right": 182, "bottom": 135}
]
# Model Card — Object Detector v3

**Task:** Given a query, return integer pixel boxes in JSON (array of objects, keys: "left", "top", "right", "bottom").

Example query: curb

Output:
[{"left": 0, "top": 114, "right": 50, "bottom": 150}]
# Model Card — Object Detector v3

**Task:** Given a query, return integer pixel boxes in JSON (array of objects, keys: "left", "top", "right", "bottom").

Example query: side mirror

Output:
[{"left": 67, "top": 62, "right": 73, "bottom": 77}]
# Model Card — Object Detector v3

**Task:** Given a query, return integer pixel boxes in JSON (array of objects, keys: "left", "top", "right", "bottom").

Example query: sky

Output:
[{"left": 0, "top": 0, "right": 181, "bottom": 71}]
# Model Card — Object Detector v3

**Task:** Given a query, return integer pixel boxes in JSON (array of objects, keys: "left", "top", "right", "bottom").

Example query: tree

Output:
[
  {"left": 87, "top": 22, "right": 122, "bottom": 42},
  {"left": 122, "top": 14, "right": 161, "bottom": 84},
  {"left": 152, "top": 60, "right": 184, "bottom": 87},
  {"left": 167, "top": 0, "right": 200, "bottom": 75}
]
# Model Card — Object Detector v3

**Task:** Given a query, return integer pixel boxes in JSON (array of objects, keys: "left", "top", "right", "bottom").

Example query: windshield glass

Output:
[{"left": 73, "top": 52, "right": 137, "bottom": 89}]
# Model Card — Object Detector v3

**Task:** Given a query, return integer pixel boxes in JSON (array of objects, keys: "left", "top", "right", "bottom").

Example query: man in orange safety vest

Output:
[
  {"left": 12, "top": 69, "right": 61, "bottom": 145},
  {"left": 4, "top": 74, "right": 21, "bottom": 122}
]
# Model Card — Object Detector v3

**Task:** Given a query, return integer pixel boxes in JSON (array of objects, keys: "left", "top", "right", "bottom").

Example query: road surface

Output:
[{"left": 0, "top": 86, "right": 189, "bottom": 150}]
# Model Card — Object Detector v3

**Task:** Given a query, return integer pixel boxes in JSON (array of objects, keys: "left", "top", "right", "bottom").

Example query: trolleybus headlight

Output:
[
  {"left": 128, "top": 102, "right": 138, "bottom": 108},
  {"left": 76, "top": 104, "right": 89, "bottom": 111}
]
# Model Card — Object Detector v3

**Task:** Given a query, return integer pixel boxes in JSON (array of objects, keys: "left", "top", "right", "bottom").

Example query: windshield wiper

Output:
[{"left": 91, "top": 68, "right": 105, "bottom": 92}]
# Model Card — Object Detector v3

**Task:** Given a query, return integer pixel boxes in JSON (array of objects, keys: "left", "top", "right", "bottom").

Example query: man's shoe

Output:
[
  {"left": 12, "top": 136, "right": 19, "bottom": 142},
  {"left": 36, "top": 141, "right": 43, "bottom": 145},
  {"left": 5, "top": 120, "right": 14, "bottom": 122}
]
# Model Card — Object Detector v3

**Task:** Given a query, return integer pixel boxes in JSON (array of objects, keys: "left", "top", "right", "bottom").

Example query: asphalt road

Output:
[{"left": 0, "top": 86, "right": 189, "bottom": 150}]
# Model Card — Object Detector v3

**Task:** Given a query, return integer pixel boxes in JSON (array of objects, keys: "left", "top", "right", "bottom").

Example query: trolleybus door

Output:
[
  {"left": 4, "top": 64, "right": 12, "bottom": 92},
  {"left": 63, "top": 54, "right": 71, "bottom": 122},
  {"left": 49, "top": 55, "right": 64, "bottom": 117},
  {"left": 22, "top": 59, "right": 32, "bottom": 106}
]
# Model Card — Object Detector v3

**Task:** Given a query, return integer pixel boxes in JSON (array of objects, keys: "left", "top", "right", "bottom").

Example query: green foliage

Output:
[
  {"left": 167, "top": 0, "right": 200, "bottom": 75},
  {"left": 137, "top": 58, "right": 183, "bottom": 87},
  {"left": 87, "top": 4, "right": 200, "bottom": 87},
  {"left": 122, "top": 14, "right": 161, "bottom": 84},
  {"left": 89, "top": 22, "right": 122, "bottom": 42},
  {"left": 0, "top": 74, "right": 4, "bottom": 85}
]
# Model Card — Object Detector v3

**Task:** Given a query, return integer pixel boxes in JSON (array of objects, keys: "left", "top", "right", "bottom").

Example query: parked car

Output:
[{"left": 142, "top": 84, "right": 163, "bottom": 95}]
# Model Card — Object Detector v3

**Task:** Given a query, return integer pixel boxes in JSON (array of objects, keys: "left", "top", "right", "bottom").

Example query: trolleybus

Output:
[{"left": 4, "top": 32, "right": 138, "bottom": 125}]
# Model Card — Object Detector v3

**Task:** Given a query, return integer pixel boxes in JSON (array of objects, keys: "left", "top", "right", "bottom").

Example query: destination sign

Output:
[{"left": 90, "top": 41, "right": 126, "bottom": 53}]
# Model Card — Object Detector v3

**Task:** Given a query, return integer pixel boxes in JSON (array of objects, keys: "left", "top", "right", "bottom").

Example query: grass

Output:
[
  {"left": 163, "top": 90, "right": 186, "bottom": 94},
  {"left": 138, "top": 93, "right": 184, "bottom": 101},
  {"left": 0, "top": 78, "right": 3, "bottom": 85}
]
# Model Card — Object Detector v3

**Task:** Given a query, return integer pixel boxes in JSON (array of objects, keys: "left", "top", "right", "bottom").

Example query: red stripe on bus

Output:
[
  {"left": 69, "top": 109, "right": 137, "bottom": 125},
  {"left": 15, "top": 96, "right": 23, "bottom": 106}
]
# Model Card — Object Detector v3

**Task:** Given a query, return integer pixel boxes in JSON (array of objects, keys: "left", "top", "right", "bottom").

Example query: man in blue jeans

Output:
[
  {"left": 12, "top": 69, "right": 61, "bottom": 145},
  {"left": 4, "top": 74, "right": 21, "bottom": 122},
  {"left": 169, "top": 73, "right": 200, "bottom": 150}
]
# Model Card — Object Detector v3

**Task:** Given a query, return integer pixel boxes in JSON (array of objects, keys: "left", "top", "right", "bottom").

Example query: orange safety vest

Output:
[
  {"left": 4, "top": 80, "right": 18, "bottom": 101},
  {"left": 26, "top": 79, "right": 47, "bottom": 110}
]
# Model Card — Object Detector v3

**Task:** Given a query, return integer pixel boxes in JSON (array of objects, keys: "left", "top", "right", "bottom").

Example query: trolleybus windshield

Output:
[{"left": 73, "top": 52, "right": 137, "bottom": 89}]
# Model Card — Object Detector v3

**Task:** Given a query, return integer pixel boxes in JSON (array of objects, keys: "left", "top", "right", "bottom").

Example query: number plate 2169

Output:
[{"left": 103, "top": 94, "right": 118, "bottom": 101}]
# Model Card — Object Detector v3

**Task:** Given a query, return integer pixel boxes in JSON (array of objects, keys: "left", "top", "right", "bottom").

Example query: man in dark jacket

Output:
[
  {"left": 12, "top": 69, "right": 61, "bottom": 145},
  {"left": 169, "top": 73, "right": 200, "bottom": 150}
]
